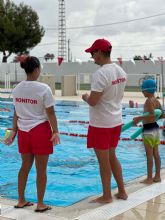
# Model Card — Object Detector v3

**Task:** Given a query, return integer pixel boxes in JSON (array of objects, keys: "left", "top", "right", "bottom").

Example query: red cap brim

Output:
[{"left": 85, "top": 47, "right": 93, "bottom": 53}]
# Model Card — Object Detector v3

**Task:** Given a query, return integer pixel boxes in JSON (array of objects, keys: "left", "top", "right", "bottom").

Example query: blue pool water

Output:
[{"left": 1, "top": 100, "right": 165, "bottom": 207}]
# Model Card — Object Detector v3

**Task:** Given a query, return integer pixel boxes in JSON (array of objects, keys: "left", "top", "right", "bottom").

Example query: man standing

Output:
[{"left": 82, "top": 39, "right": 128, "bottom": 203}]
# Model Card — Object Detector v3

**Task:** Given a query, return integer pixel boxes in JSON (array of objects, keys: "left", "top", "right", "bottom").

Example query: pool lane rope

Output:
[
  {"left": 0, "top": 109, "right": 164, "bottom": 144},
  {"left": 59, "top": 132, "right": 165, "bottom": 144},
  {"left": 1, "top": 130, "right": 165, "bottom": 145},
  {"left": 62, "top": 120, "right": 165, "bottom": 130},
  {"left": 60, "top": 109, "right": 165, "bottom": 143}
]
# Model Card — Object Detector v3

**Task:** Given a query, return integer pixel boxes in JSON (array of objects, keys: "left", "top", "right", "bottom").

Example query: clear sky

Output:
[{"left": 10, "top": 0, "right": 165, "bottom": 62}]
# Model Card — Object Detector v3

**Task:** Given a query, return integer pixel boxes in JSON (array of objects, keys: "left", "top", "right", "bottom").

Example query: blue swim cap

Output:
[{"left": 141, "top": 79, "right": 157, "bottom": 94}]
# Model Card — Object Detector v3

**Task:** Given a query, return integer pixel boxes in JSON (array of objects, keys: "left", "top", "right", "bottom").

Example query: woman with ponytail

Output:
[{"left": 5, "top": 56, "right": 60, "bottom": 212}]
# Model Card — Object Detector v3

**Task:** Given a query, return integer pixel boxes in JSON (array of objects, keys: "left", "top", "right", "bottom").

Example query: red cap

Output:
[{"left": 85, "top": 39, "right": 112, "bottom": 53}]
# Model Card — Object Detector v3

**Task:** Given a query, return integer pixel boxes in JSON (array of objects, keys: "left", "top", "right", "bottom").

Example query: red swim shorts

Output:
[
  {"left": 87, "top": 125, "right": 122, "bottom": 150},
  {"left": 18, "top": 121, "right": 53, "bottom": 155}
]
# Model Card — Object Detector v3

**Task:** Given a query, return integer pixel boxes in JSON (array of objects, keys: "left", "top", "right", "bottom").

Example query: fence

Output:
[{"left": 77, "top": 72, "right": 162, "bottom": 96}]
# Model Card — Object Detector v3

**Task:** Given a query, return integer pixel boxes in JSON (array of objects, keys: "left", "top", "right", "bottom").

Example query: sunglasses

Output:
[{"left": 91, "top": 50, "right": 98, "bottom": 57}]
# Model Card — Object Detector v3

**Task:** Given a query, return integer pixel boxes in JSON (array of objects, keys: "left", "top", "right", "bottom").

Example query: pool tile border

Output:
[{"left": 73, "top": 180, "right": 165, "bottom": 220}]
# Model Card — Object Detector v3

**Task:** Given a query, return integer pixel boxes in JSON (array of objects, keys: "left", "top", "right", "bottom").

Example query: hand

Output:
[
  {"left": 133, "top": 116, "right": 141, "bottom": 125},
  {"left": 4, "top": 130, "right": 17, "bottom": 146},
  {"left": 82, "top": 93, "right": 89, "bottom": 102},
  {"left": 50, "top": 133, "right": 60, "bottom": 146}
]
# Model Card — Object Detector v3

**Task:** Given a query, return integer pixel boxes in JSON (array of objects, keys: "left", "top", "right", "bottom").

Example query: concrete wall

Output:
[
  {"left": 0, "top": 61, "right": 164, "bottom": 87},
  {"left": 39, "top": 75, "right": 56, "bottom": 95},
  {"left": 61, "top": 75, "right": 77, "bottom": 96}
]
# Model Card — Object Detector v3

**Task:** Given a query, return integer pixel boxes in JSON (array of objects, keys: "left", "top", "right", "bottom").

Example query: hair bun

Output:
[{"left": 17, "top": 55, "right": 27, "bottom": 68}]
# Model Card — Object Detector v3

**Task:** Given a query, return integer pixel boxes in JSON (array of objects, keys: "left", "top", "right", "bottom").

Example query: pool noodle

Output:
[
  {"left": 122, "top": 109, "right": 162, "bottom": 134},
  {"left": 121, "top": 121, "right": 134, "bottom": 132},
  {"left": 130, "top": 127, "right": 143, "bottom": 140},
  {"left": 130, "top": 109, "right": 162, "bottom": 139},
  {"left": 122, "top": 111, "right": 150, "bottom": 132}
]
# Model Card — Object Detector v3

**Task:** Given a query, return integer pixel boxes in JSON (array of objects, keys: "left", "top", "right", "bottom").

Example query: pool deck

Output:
[
  {"left": 54, "top": 90, "right": 164, "bottom": 105},
  {"left": 1, "top": 90, "right": 165, "bottom": 220},
  {"left": 55, "top": 90, "right": 147, "bottom": 104}
]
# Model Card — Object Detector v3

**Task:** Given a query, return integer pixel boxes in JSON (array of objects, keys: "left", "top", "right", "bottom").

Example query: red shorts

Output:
[
  {"left": 87, "top": 125, "right": 122, "bottom": 150},
  {"left": 18, "top": 121, "right": 53, "bottom": 155}
]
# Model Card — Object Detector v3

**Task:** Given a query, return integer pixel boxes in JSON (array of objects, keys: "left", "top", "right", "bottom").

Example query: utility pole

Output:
[
  {"left": 161, "top": 57, "right": 164, "bottom": 107},
  {"left": 58, "top": 0, "right": 66, "bottom": 61},
  {"left": 68, "top": 39, "right": 71, "bottom": 62}
]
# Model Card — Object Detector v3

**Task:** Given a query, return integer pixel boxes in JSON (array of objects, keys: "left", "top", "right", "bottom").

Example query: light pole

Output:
[
  {"left": 160, "top": 57, "right": 164, "bottom": 108},
  {"left": 68, "top": 39, "right": 71, "bottom": 62}
]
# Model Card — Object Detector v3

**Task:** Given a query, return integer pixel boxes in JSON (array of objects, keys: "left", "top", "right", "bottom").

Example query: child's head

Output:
[{"left": 141, "top": 79, "right": 157, "bottom": 96}]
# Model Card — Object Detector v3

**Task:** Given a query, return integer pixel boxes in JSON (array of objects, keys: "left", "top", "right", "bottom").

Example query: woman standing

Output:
[{"left": 5, "top": 56, "right": 60, "bottom": 212}]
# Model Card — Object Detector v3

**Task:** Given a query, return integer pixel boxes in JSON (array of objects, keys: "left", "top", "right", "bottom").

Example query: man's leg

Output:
[
  {"left": 16, "top": 154, "right": 34, "bottom": 207},
  {"left": 35, "top": 154, "right": 49, "bottom": 210},
  {"left": 109, "top": 148, "right": 128, "bottom": 200},
  {"left": 92, "top": 149, "right": 112, "bottom": 203}
]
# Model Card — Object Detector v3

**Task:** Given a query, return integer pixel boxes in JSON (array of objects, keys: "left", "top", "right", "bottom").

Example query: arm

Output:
[
  {"left": 4, "top": 108, "right": 18, "bottom": 145},
  {"left": 158, "top": 103, "right": 164, "bottom": 119},
  {"left": 161, "top": 113, "right": 165, "bottom": 119},
  {"left": 13, "top": 108, "right": 18, "bottom": 134},
  {"left": 45, "top": 106, "right": 60, "bottom": 145},
  {"left": 82, "top": 91, "right": 103, "bottom": 106},
  {"left": 82, "top": 70, "right": 105, "bottom": 106},
  {"left": 133, "top": 99, "right": 155, "bottom": 125}
]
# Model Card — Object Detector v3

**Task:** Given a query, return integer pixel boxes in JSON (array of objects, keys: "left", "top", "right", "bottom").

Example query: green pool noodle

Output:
[
  {"left": 121, "top": 121, "right": 133, "bottom": 132},
  {"left": 130, "top": 109, "right": 162, "bottom": 139},
  {"left": 130, "top": 127, "right": 143, "bottom": 139},
  {"left": 122, "top": 111, "right": 149, "bottom": 132},
  {"left": 122, "top": 109, "right": 162, "bottom": 133}
]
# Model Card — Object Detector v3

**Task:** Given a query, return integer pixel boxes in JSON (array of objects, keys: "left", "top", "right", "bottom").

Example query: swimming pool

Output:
[{"left": 0, "top": 100, "right": 165, "bottom": 207}]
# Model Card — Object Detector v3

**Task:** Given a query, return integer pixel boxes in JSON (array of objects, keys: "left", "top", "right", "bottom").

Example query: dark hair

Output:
[
  {"left": 101, "top": 48, "right": 112, "bottom": 58},
  {"left": 20, "top": 56, "right": 40, "bottom": 74}
]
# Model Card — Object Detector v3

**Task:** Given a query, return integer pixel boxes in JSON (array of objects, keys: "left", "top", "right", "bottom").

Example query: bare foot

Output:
[
  {"left": 114, "top": 192, "right": 128, "bottom": 200},
  {"left": 35, "top": 205, "right": 52, "bottom": 213},
  {"left": 36, "top": 203, "right": 51, "bottom": 210},
  {"left": 14, "top": 201, "right": 33, "bottom": 208},
  {"left": 90, "top": 196, "right": 112, "bottom": 203},
  {"left": 140, "top": 178, "right": 153, "bottom": 184},
  {"left": 153, "top": 177, "right": 161, "bottom": 182}
]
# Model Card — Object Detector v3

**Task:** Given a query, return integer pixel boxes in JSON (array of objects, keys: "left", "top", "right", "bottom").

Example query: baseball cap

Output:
[
  {"left": 141, "top": 79, "right": 157, "bottom": 94},
  {"left": 85, "top": 39, "right": 112, "bottom": 53}
]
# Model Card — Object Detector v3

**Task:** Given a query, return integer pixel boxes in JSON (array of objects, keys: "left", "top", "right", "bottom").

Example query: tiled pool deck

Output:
[{"left": 1, "top": 90, "right": 165, "bottom": 220}]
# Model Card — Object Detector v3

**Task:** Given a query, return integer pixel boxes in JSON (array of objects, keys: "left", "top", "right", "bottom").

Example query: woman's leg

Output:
[
  {"left": 35, "top": 154, "right": 49, "bottom": 209},
  {"left": 16, "top": 153, "right": 34, "bottom": 207}
]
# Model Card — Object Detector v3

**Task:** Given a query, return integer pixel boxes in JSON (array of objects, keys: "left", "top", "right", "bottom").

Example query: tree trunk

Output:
[
  {"left": 2, "top": 51, "right": 7, "bottom": 62},
  {"left": 2, "top": 51, "right": 12, "bottom": 63}
]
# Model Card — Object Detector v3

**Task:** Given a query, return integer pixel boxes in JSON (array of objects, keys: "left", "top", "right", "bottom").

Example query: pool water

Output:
[{"left": 0, "top": 100, "right": 165, "bottom": 207}]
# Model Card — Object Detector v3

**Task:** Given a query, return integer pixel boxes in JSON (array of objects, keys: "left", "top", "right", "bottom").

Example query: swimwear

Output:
[
  {"left": 142, "top": 122, "right": 160, "bottom": 148},
  {"left": 87, "top": 125, "right": 122, "bottom": 150}
]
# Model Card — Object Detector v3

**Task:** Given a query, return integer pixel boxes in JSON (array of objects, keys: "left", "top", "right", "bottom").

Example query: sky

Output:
[{"left": 11, "top": 0, "right": 165, "bottom": 62}]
